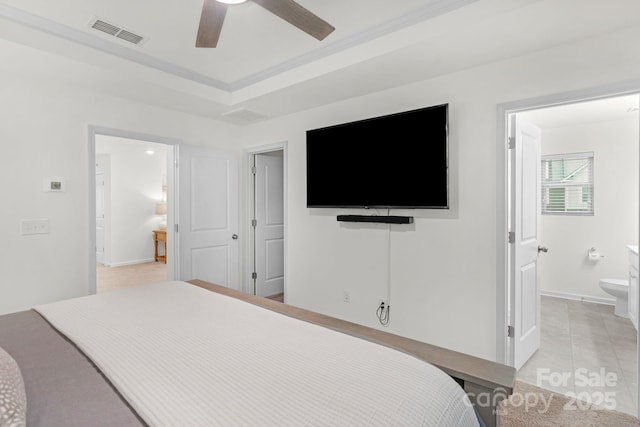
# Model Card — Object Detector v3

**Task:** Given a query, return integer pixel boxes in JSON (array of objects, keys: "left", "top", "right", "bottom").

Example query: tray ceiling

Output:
[{"left": 0, "top": 0, "right": 639, "bottom": 124}]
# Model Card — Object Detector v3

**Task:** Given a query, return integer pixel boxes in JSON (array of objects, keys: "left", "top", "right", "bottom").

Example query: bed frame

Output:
[{"left": 189, "top": 280, "right": 515, "bottom": 427}]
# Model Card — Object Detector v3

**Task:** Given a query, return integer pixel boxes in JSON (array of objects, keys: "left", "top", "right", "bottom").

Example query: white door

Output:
[
  {"left": 178, "top": 144, "right": 239, "bottom": 288},
  {"left": 253, "top": 153, "right": 284, "bottom": 297},
  {"left": 509, "top": 115, "right": 544, "bottom": 369},
  {"left": 96, "top": 172, "right": 105, "bottom": 264}
]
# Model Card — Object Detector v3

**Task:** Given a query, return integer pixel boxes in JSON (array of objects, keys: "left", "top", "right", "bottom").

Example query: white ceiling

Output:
[
  {"left": 1, "top": 0, "right": 639, "bottom": 124},
  {"left": 96, "top": 135, "right": 171, "bottom": 156},
  {"left": 518, "top": 94, "right": 640, "bottom": 129}
]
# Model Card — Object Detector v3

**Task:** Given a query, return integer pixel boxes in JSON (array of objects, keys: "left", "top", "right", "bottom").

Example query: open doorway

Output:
[
  {"left": 245, "top": 143, "right": 288, "bottom": 302},
  {"left": 88, "top": 127, "right": 178, "bottom": 295},
  {"left": 502, "top": 93, "right": 640, "bottom": 416},
  {"left": 95, "top": 136, "right": 172, "bottom": 293}
]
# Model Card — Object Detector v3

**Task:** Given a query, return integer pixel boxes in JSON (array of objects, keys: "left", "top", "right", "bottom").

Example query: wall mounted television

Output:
[{"left": 306, "top": 104, "right": 449, "bottom": 209}]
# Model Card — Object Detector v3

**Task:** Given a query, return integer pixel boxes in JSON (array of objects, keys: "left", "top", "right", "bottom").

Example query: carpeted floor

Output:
[
  {"left": 97, "top": 262, "right": 167, "bottom": 293},
  {"left": 500, "top": 381, "right": 640, "bottom": 426},
  {"left": 265, "top": 292, "right": 284, "bottom": 303}
]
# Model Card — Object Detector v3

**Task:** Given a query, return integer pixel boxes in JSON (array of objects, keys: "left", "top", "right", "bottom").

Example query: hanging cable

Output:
[
  {"left": 376, "top": 208, "right": 392, "bottom": 326},
  {"left": 376, "top": 301, "right": 390, "bottom": 325}
]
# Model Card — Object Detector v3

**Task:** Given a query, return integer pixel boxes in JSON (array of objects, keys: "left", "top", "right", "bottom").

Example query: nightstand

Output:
[{"left": 153, "top": 230, "right": 167, "bottom": 264}]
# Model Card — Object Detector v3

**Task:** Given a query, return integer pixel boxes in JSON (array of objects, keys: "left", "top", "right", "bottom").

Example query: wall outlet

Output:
[{"left": 343, "top": 289, "right": 351, "bottom": 303}]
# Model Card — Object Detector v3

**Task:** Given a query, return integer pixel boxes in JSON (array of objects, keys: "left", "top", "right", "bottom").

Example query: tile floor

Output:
[{"left": 518, "top": 296, "right": 638, "bottom": 416}]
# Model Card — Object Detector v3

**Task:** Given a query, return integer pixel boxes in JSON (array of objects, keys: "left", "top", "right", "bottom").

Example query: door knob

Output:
[
  {"left": 232, "top": 234, "right": 238, "bottom": 240},
  {"left": 538, "top": 245, "right": 548, "bottom": 253}
]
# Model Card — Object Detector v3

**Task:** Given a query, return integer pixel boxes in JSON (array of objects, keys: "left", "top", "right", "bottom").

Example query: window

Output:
[{"left": 541, "top": 152, "right": 593, "bottom": 215}]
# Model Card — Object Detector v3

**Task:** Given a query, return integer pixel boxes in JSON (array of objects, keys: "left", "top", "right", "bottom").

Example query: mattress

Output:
[
  {"left": 0, "top": 310, "right": 145, "bottom": 427},
  {"left": 2, "top": 281, "right": 480, "bottom": 427}
]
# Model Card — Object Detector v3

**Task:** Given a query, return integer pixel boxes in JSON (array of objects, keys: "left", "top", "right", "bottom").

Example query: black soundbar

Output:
[{"left": 337, "top": 215, "right": 414, "bottom": 224}]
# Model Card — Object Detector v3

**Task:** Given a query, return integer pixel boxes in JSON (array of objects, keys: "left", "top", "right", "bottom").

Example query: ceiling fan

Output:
[{"left": 196, "top": 0, "right": 335, "bottom": 48}]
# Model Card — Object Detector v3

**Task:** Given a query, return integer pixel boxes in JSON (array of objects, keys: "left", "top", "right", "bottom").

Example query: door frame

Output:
[
  {"left": 88, "top": 125, "right": 181, "bottom": 294},
  {"left": 496, "top": 81, "right": 640, "bottom": 366},
  {"left": 95, "top": 170, "right": 105, "bottom": 264},
  {"left": 243, "top": 141, "right": 288, "bottom": 297}
]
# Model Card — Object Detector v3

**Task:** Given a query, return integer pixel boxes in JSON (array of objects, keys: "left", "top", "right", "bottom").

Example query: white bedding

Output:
[{"left": 34, "top": 281, "right": 479, "bottom": 427}]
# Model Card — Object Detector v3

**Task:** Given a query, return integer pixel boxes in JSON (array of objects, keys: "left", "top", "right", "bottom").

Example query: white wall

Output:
[
  {"left": 2, "top": 21, "right": 640, "bottom": 363},
  {"left": 0, "top": 67, "right": 240, "bottom": 315},
  {"left": 96, "top": 136, "right": 168, "bottom": 267},
  {"left": 538, "top": 118, "right": 639, "bottom": 300},
  {"left": 238, "top": 25, "right": 640, "bottom": 360}
]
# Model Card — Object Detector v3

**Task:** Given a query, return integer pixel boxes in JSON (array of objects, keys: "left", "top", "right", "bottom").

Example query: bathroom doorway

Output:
[{"left": 507, "top": 93, "right": 640, "bottom": 416}]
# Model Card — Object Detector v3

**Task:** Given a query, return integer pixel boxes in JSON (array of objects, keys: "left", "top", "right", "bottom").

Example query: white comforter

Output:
[{"left": 34, "top": 281, "right": 479, "bottom": 427}]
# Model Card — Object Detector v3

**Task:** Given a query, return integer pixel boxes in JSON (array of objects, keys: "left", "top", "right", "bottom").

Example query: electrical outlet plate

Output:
[{"left": 343, "top": 289, "right": 351, "bottom": 303}]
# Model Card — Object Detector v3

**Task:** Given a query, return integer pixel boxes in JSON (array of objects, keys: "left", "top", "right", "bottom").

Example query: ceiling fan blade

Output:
[
  {"left": 196, "top": 0, "right": 227, "bottom": 48},
  {"left": 251, "top": 0, "right": 335, "bottom": 41}
]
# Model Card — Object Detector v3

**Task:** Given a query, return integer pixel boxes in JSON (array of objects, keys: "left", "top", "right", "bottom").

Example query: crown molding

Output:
[
  {"left": 0, "top": 0, "right": 478, "bottom": 94},
  {"left": 227, "top": 0, "right": 479, "bottom": 90},
  {"left": 0, "top": 3, "right": 230, "bottom": 91}
]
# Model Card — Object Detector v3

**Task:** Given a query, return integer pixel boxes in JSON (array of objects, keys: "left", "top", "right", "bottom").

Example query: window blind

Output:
[{"left": 541, "top": 152, "right": 594, "bottom": 215}]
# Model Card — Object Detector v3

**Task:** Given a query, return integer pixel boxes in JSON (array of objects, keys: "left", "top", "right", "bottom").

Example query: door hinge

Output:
[
  {"left": 252, "top": 272, "right": 257, "bottom": 280},
  {"left": 251, "top": 219, "right": 257, "bottom": 227},
  {"left": 174, "top": 224, "right": 179, "bottom": 233},
  {"left": 507, "top": 325, "right": 515, "bottom": 338},
  {"left": 508, "top": 137, "right": 515, "bottom": 149},
  {"left": 508, "top": 231, "right": 515, "bottom": 244},
  {"left": 251, "top": 166, "right": 257, "bottom": 175}
]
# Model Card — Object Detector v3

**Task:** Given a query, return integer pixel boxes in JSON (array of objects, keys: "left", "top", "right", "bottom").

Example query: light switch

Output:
[{"left": 21, "top": 219, "right": 50, "bottom": 235}]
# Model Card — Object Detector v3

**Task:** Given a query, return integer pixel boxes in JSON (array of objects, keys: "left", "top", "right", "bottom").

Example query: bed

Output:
[{"left": 0, "top": 280, "right": 515, "bottom": 427}]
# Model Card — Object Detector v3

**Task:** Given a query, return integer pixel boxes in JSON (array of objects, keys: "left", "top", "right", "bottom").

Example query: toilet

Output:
[{"left": 599, "top": 278, "right": 629, "bottom": 317}]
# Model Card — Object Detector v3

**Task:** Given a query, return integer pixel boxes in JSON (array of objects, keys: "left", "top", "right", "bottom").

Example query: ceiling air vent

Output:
[
  {"left": 116, "top": 30, "right": 144, "bottom": 45},
  {"left": 222, "top": 108, "right": 269, "bottom": 123},
  {"left": 88, "top": 17, "right": 146, "bottom": 45}
]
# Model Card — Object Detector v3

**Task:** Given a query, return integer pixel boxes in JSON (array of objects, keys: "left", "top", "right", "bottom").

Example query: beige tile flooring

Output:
[
  {"left": 518, "top": 296, "right": 638, "bottom": 416},
  {"left": 96, "top": 262, "right": 168, "bottom": 293}
]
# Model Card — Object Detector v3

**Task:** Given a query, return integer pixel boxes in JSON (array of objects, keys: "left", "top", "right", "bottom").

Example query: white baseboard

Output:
[
  {"left": 541, "top": 289, "right": 615, "bottom": 306},
  {"left": 104, "top": 258, "right": 156, "bottom": 268}
]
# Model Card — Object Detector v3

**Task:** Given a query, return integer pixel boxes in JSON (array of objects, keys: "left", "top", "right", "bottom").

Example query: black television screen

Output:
[{"left": 306, "top": 104, "right": 449, "bottom": 209}]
